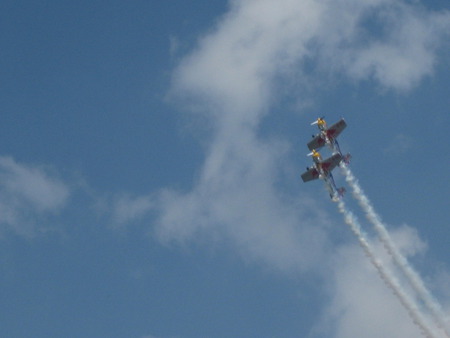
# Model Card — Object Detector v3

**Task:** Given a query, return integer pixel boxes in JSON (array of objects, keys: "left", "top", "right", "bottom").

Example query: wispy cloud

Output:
[
  {"left": 0, "top": 156, "right": 70, "bottom": 237},
  {"left": 384, "top": 134, "right": 413, "bottom": 154},
  {"left": 316, "top": 0, "right": 450, "bottom": 91},
  {"left": 111, "top": 194, "right": 154, "bottom": 227}
]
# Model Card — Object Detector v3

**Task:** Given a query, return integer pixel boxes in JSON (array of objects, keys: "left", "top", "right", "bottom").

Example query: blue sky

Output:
[{"left": 1, "top": 1, "right": 450, "bottom": 337}]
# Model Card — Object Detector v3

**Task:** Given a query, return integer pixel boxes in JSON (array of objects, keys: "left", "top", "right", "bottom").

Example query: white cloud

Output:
[
  {"left": 111, "top": 194, "right": 154, "bottom": 227},
  {"left": 156, "top": 135, "right": 331, "bottom": 273},
  {"left": 326, "top": 1, "right": 450, "bottom": 91},
  {"left": 160, "top": 0, "right": 450, "bottom": 274},
  {"left": 0, "top": 156, "right": 70, "bottom": 237},
  {"left": 150, "top": 0, "right": 450, "bottom": 334},
  {"left": 171, "top": 0, "right": 450, "bottom": 113},
  {"left": 315, "top": 226, "right": 438, "bottom": 338}
]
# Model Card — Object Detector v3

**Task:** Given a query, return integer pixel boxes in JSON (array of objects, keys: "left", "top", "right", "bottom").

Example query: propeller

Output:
[
  {"left": 307, "top": 149, "right": 321, "bottom": 159},
  {"left": 310, "top": 116, "right": 325, "bottom": 126}
]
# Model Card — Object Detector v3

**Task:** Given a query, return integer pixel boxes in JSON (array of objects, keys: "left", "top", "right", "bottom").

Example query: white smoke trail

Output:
[
  {"left": 341, "top": 164, "right": 450, "bottom": 337},
  {"left": 337, "top": 199, "right": 438, "bottom": 338}
]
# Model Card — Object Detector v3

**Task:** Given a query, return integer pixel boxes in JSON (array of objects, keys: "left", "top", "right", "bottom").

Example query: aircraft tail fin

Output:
[
  {"left": 343, "top": 153, "right": 351, "bottom": 164},
  {"left": 331, "top": 187, "right": 346, "bottom": 202}
]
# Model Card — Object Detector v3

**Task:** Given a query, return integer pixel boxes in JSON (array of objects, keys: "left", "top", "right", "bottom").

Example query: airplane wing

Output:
[
  {"left": 307, "top": 134, "right": 326, "bottom": 151},
  {"left": 320, "top": 153, "right": 342, "bottom": 173},
  {"left": 326, "top": 118, "right": 347, "bottom": 139},
  {"left": 301, "top": 167, "right": 320, "bottom": 182}
]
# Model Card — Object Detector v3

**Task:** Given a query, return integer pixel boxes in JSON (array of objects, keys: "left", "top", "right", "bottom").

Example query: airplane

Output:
[
  {"left": 308, "top": 117, "right": 351, "bottom": 164},
  {"left": 301, "top": 149, "right": 346, "bottom": 201}
]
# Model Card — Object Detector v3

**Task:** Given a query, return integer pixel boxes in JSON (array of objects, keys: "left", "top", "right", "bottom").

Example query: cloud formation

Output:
[
  {"left": 172, "top": 0, "right": 450, "bottom": 113},
  {"left": 111, "top": 194, "right": 154, "bottom": 227},
  {"left": 314, "top": 0, "right": 450, "bottom": 90},
  {"left": 0, "top": 156, "right": 70, "bottom": 237},
  {"left": 160, "top": 0, "right": 450, "bottom": 272},
  {"left": 150, "top": 1, "right": 450, "bottom": 335}
]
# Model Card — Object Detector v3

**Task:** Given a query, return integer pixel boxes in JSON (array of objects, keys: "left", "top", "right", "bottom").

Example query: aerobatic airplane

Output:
[
  {"left": 301, "top": 149, "right": 345, "bottom": 201},
  {"left": 308, "top": 117, "right": 351, "bottom": 164}
]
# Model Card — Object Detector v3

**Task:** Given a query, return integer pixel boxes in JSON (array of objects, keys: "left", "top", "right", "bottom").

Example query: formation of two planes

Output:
[{"left": 301, "top": 117, "right": 350, "bottom": 201}]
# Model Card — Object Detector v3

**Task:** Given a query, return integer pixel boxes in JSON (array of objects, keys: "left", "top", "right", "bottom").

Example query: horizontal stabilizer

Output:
[
  {"left": 337, "top": 187, "right": 346, "bottom": 197},
  {"left": 342, "top": 153, "right": 351, "bottom": 164}
]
